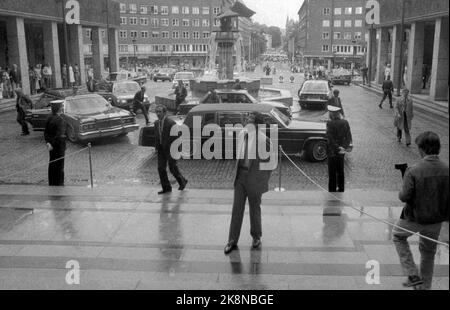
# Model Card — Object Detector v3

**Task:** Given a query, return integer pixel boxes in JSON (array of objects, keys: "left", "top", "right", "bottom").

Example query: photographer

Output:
[{"left": 392, "top": 131, "right": 449, "bottom": 290}]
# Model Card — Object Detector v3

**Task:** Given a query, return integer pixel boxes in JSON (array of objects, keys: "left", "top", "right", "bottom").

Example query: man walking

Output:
[
  {"left": 326, "top": 106, "right": 353, "bottom": 193},
  {"left": 327, "top": 89, "right": 345, "bottom": 118},
  {"left": 44, "top": 100, "right": 67, "bottom": 186},
  {"left": 379, "top": 76, "right": 394, "bottom": 109},
  {"left": 361, "top": 65, "right": 368, "bottom": 85},
  {"left": 224, "top": 112, "right": 277, "bottom": 254},
  {"left": 392, "top": 131, "right": 449, "bottom": 290},
  {"left": 15, "top": 89, "right": 33, "bottom": 136},
  {"left": 154, "top": 105, "right": 188, "bottom": 195},
  {"left": 133, "top": 85, "right": 149, "bottom": 125},
  {"left": 174, "top": 80, "right": 187, "bottom": 112}
]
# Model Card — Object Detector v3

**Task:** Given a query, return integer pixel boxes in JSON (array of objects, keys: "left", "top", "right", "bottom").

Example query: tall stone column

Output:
[
  {"left": 390, "top": 25, "right": 403, "bottom": 92},
  {"left": 430, "top": 18, "right": 449, "bottom": 101},
  {"left": 68, "top": 25, "right": 86, "bottom": 85},
  {"left": 328, "top": 59, "right": 332, "bottom": 70},
  {"left": 6, "top": 17, "right": 30, "bottom": 95},
  {"left": 405, "top": 22, "right": 425, "bottom": 94},
  {"left": 43, "top": 21, "right": 62, "bottom": 88},
  {"left": 108, "top": 28, "right": 120, "bottom": 73},
  {"left": 91, "top": 27, "right": 104, "bottom": 80},
  {"left": 375, "top": 27, "right": 390, "bottom": 84}
]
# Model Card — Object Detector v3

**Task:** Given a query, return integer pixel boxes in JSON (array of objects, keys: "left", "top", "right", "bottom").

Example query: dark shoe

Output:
[
  {"left": 252, "top": 238, "right": 261, "bottom": 249},
  {"left": 378, "top": 104, "right": 382, "bottom": 109},
  {"left": 21, "top": 132, "right": 30, "bottom": 136},
  {"left": 158, "top": 188, "right": 172, "bottom": 195},
  {"left": 390, "top": 105, "right": 393, "bottom": 109},
  {"left": 224, "top": 242, "right": 237, "bottom": 254},
  {"left": 406, "top": 143, "right": 411, "bottom": 147},
  {"left": 178, "top": 179, "right": 188, "bottom": 191},
  {"left": 402, "top": 275, "right": 423, "bottom": 288}
]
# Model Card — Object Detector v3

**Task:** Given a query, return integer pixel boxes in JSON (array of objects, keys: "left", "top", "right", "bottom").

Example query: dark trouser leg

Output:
[
  {"left": 140, "top": 103, "right": 149, "bottom": 123},
  {"left": 380, "top": 92, "right": 387, "bottom": 106},
  {"left": 17, "top": 112, "right": 29, "bottom": 134},
  {"left": 403, "top": 113, "right": 411, "bottom": 145},
  {"left": 397, "top": 129, "right": 402, "bottom": 142},
  {"left": 158, "top": 152, "right": 171, "bottom": 190},
  {"left": 388, "top": 91, "right": 393, "bottom": 107},
  {"left": 336, "top": 154, "right": 345, "bottom": 192},
  {"left": 248, "top": 191, "right": 262, "bottom": 240},
  {"left": 418, "top": 224, "right": 441, "bottom": 290},
  {"left": 328, "top": 156, "right": 337, "bottom": 192},
  {"left": 168, "top": 157, "right": 185, "bottom": 186},
  {"left": 228, "top": 175, "right": 247, "bottom": 244}
]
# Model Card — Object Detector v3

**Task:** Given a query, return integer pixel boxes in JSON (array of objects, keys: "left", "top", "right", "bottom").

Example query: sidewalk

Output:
[
  {"left": 355, "top": 81, "right": 449, "bottom": 123},
  {"left": 0, "top": 184, "right": 448, "bottom": 290}
]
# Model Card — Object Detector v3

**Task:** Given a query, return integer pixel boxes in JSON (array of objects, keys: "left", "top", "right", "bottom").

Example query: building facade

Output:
[
  {"left": 116, "top": 0, "right": 256, "bottom": 68},
  {"left": 0, "top": 0, "right": 120, "bottom": 94},
  {"left": 298, "top": 0, "right": 366, "bottom": 70},
  {"left": 366, "top": 0, "right": 448, "bottom": 102}
]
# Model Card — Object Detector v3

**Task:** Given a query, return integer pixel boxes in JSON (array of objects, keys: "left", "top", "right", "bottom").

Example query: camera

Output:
[{"left": 395, "top": 163, "right": 408, "bottom": 178}]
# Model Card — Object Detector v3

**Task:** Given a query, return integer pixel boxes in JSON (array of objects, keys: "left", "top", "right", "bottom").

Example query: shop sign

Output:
[{"left": 65, "top": 0, "right": 80, "bottom": 25}]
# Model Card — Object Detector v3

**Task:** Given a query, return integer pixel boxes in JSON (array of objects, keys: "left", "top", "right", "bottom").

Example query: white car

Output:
[{"left": 172, "top": 71, "right": 195, "bottom": 89}]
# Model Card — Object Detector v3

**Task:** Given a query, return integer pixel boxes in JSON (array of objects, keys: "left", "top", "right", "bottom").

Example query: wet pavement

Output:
[{"left": 0, "top": 184, "right": 448, "bottom": 290}]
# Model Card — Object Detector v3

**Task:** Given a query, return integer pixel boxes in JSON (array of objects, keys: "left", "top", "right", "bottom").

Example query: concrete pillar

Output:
[
  {"left": 405, "top": 22, "right": 425, "bottom": 94},
  {"left": 390, "top": 25, "right": 403, "bottom": 91},
  {"left": 430, "top": 18, "right": 449, "bottom": 101},
  {"left": 68, "top": 25, "right": 86, "bottom": 85},
  {"left": 6, "top": 17, "right": 30, "bottom": 95},
  {"left": 310, "top": 58, "right": 313, "bottom": 69},
  {"left": 375, "top": 27, "right": 390, "bottom": 84},
  {"left": 108, "top": 28, "right": 120, "bottom": 73},
  {"left": 327, "top": 59, "right": 332, "bottom": 70},
  {"left": 43, "top": 21, "right": 62, "bottom": 89},
  {"left": 91, "top": 27, "right": 104, "bottom": 80}
]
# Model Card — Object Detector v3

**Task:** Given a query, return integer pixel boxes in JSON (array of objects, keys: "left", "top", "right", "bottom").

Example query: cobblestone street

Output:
[{"left": 0, "top": 66, "right": 448, "bottom": 191}]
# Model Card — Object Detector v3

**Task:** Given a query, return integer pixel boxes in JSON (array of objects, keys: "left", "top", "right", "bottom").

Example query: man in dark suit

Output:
[
  {"left": 15, "top": 88, "right": 33, "bottom": 136},
  {"left": 327, "top": 89, "right": 345, "bottom": 118},
  {"left": 154, "top": 105, "right": 188, "bottom": 195},
  {"left": 326, "top": 105, "right": 353, "bottom": 193},
  {"left": 133, "top": 85, "right": 149, "bottom": 125},
  {"left": 224, "top": 112, "right": 277, "bottom": 254},
  {"left": 379, "top": 75, "right": 394, "bottom": 109}
]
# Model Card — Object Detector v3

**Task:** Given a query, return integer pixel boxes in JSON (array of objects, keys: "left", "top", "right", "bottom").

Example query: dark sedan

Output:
[
  {"left": 153, "top": 69, "right": 174, "bottom": 82},
  {"left": 26, "top": 93, "right": 139, "bottom": 143},
  {"left": 298, "top": 80, "right": 333, "bottom": 110},
  {"left": 139, "top": 103, "right": 327, "bottom": 162}
]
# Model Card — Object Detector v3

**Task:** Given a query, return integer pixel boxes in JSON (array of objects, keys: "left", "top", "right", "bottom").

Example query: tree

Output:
[{"left": 267, "top": 26, "right": 282, "bottom": 48}]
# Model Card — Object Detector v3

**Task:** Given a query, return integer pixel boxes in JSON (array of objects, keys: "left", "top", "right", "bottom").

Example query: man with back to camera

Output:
[
  {"left": 133, "top": 85, "right": 150, "bottom": 125},
  {"left": 392, "top": 131, "right": 449, "bottom": 290},
  {"left": 379, "top": 75, "right": 394, "bottom": 109}
]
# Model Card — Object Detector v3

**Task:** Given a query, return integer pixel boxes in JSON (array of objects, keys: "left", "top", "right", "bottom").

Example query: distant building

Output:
[
  {"left": 264, "top": 33, "right": 273, "bottom": 50},
  {"left": 298, "top": 0, "right": 366, "bottom": 70}
]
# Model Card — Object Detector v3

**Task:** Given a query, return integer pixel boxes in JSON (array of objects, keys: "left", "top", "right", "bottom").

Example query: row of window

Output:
[
  {"left": 323, "top": 19, "right": 363, "bottom": 28},
  {"left": 120, "top": 3, "right": 220, "bottom": 15},
  {"left": 323, "top": 7, "right": 363, "bottom": 15},
  {"left": 321, "top": 44, "right": 366, "bottom": 53},
  {"left": 118, "top": 44, "right": 210, "bottom": 53},
  {"left": 119, "top": 30, "right": 211, "bottom": 39},
  {"left": 322, "top": 32, "right": 362, "bottom": 40},
  {"left": 121, "top": 17, "right": 219, "bottom": 27}
]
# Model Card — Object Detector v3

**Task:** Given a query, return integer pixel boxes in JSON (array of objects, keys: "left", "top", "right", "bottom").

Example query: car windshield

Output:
[
  {"left": 270, "top": 108, "right": 291, "bottom": 127},
  {"left": 113, "top": 82, "right": 140, "bottom": 94},
  {"left": 65, "top": 97, "right": 109, "bottom": 115},
  {"left": 302, "top": 82, "right": 329, "bottom": 92},
  {"left": 175, "top": 73, "right": 194, "bottom": 79}
]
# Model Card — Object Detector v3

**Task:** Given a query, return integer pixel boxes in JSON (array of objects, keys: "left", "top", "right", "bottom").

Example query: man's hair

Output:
[
  {"left": 415, "top": 131, "right": 440, "bottom": 155},
  {"left": 51, "top": 103, "right": 62, "bottom": 115},
  {"left": 155, "top": 104, "right": 167, "bottom": 113},
  {"left": 387, "top": 75, "right": 391, "bottom": 80},
  {"left": 333, "top": 89, "right": 340, "bottom": 95},
  {"left": 250, "top": 111, "right": 266, "bottom": 125}
]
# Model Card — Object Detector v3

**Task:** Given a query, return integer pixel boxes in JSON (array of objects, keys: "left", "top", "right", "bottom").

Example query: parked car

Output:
[
  {"left": 153, "top": 69, "right": 174, "bottom": 82},
  {"left": 104, "top": 70, "right": 147, "bottom": 85},
  {"left": 328, "top": 68, "right": 352, "bottom": 85},
  {"left": 139, "top": 103, "right": 327, "bottom": 162},
  {"left": 298, "top": 80, "right": 333, "bottom": 110},
  {"left": 96, "top": 80, "right": 150, "bottom": 112},
  {"left": 172, "top": 71, "right": 196, "bottom": 89},
  {"left": 26, "top": 93, "right": 139, "bottom": 143}
]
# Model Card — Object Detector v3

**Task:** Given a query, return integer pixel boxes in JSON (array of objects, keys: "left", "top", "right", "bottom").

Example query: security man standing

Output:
[
  {"left": 326, "top": 105, "right": 353, "bottom": 193},
  {"left": 44, "top": 100, "right": 66, "bottom": 186}
]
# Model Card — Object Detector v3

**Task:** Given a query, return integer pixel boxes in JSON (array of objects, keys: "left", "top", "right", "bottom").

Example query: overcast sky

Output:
[{"left": 243, "top": 0, "right": 305, "bottom": 29}]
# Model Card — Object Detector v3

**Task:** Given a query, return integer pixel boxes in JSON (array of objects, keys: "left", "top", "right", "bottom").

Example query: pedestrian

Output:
[
  {"left": 42, "top": 64, "right": 50, "bottom": 89},
  {"left": 15, "top": 88, "right": 33, "bottom": 136},
  {"left": 9, "top": 64, "right": 20, "bottom": 97},
  {"left": 62, "top": 64, "right": 67, "bottom": 88},
  {"left": 68, "top": 65, "right": 75, "bottom": 87},
  {"left": 232, "top": 79, "right": 242, "bottom": 90},
  {"left": 394, "top": 88, "right": 414, "bottom": 146},
  {"left": 392, "top": 131, "right": 449, "bottom": 290},
  {"left": 224, "top": 112, "right": 277, "bottom": 254},
  {"left": 208, "top": 89, "right": 221, "bottom": 103},
  {"left": 326, "top": 105, "right": 353, "bottom": 193},
  {"left": 74, "top": 64, "right": 80, "bottom": 86},
  {"left": 154, "top": 104, "right": 188, "bottom": 195},
  {"left": 34, "top": 64, "right": 42, "bottom": 92},
  {"left": 361, "top": 65, "right": 368, "bottom": 85},
  {"left": 327, "top": 89, "right": 345, "bottom": 118},
  {"left": 174, "top": 80, "right": 187, "bottom": 111},
  {"left": 133, "top": 85, "right": 149, "bottom": 124},
  {"left": 422, "top": 64, "right": 429, "bottom": 89},
  {"left": 29, "top": 65, "right": 36, "bottom": 95},
  {"left": 47, "top": 64, "right": 53, "bottom": 89},
  {"left": 384, "top": 63, "right": 391, "bottom": 81},
  {"left": 1, "top": 68, "right": 11, "bottom": 98},
  {"left": 44, "top": 100, "right": 67, "bottom": 186},
  {"left": 379, "top": 75, "right": 394, "bottom": 109}
]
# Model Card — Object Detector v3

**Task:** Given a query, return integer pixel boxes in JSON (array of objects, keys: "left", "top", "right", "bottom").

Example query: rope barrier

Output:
[
  {"left": 279, "top": 148, "right": 449, "bottom": 248},
  {"left": 0, "top": 146, "right": 89, "bottom": 180}
]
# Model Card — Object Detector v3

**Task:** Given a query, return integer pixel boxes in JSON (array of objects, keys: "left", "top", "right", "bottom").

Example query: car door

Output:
[{"left": 218, "top": 111, "right": 244, "bottom": 159}]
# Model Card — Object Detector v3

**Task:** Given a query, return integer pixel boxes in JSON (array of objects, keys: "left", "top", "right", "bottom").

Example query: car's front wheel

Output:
[
  {"left": 305, "top": 140, "right": 327, "bottom": 162},
  {"left": 66, "top": 125, "right": 78, "bottom": 143}
]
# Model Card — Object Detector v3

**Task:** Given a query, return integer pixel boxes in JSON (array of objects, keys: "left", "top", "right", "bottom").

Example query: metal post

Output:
[
  {"left": 88, "top": 143, "right": 94, "bottom": 188},
  {"left": 368, "top": 24, "right": 374, "bottom": 87},
  {"left": 396, "top": 0, "right": 406, "bottom": 97},
  {"left": 61, "top": 0, "right": 71, "bottom": 89},
  {"left": 105, "top": 0, "right": 111, "bottom": 73},
  {"left": 274, "top": 146, "right": 285, "bottom": 192}
]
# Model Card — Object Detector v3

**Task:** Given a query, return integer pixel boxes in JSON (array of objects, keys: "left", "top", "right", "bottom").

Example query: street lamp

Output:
[{"left": 132, "top": 38, "right": 137, "bottom": 72}]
